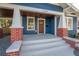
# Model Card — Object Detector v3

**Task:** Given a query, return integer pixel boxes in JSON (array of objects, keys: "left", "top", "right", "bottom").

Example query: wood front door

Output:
[{"left": 39, "top": 20, "right": 44, "bottom": 33}]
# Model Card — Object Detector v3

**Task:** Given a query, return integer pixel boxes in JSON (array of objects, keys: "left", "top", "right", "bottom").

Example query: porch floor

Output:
[
  {"left": 0, "top": 36, "right": 11, "bottom": 56},
  {"left": 20, "top": 34, "right": 76, "bottom": 56},
  {"left": 23, "top": 34, "right": 59, "bottom": 41}
]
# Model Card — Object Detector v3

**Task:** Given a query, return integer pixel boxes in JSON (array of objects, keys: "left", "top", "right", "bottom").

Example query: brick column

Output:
[
  {"left": 57, "top": 14, "right": 68, "bottom": 37},
  {"left": 11, "top": 28, "right": 23, "bottom": 43},
  {"left": 10, "top": 7, "right": 23, "bottom": 43},
  {"left": 57, "top": 28, "right": 68, "bottom": 37},
  {"left": 6, "top": 51, "right": 20, "bottom": 56}
]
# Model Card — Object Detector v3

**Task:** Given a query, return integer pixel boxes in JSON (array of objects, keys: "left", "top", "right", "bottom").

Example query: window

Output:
[
  {"left": 27, "top": 16, "right": 35, "bottom": 30},
  {"left": 66, "top": 17, "right": 73, "bottom": 30},
  {"left": 0, "top": 17, "right": 12, "bottom": 34}
]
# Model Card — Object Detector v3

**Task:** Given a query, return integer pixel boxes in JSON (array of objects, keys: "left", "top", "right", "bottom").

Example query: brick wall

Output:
[
  {"left": 6, "top": 51, "right": 19, "bottom": 56},
  {"left": 63, "top": 37, "right": 79, "bottom": 51},
  {"left": 63, "top": 38, "right": 76, "bottom": 48}
]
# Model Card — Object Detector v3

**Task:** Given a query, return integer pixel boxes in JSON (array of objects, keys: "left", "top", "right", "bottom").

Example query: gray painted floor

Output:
[
  {"left": 0, "top": 36, "right": 11, "bottom": 56},
  {"left": 20, "top": 34, "right": 77, "bottom": 56}
]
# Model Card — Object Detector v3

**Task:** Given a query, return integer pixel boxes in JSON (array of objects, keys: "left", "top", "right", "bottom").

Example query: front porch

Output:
[
  {"left": 0, "top": 3, "right": 74, "bottom": 56},
  {"left": 0, "top": 7, "right": 67, "bottom": 42}
]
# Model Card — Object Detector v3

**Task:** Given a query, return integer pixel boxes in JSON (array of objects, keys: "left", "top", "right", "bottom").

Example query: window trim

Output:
[
  {"left": 27, "top": 16, "right": 35, "bottom": 31},
  {"left": 66, "top": 17, "right": 73, "bottom": 30}
]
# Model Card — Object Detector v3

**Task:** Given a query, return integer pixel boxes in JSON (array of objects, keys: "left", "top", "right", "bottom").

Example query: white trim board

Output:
[{"left": 0, "top": 3, "right": 63, "bottom": 16}]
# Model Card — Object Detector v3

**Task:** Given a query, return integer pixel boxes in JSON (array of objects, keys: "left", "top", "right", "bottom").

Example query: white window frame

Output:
[
  {"left": 27, "top": 16, "right": 35, "bottom": 31},
  {"left": 66, "top": 17, "right": 73, "bottom": 30}
]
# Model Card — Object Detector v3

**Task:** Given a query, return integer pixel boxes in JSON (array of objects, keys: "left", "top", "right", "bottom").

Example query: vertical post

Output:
[
  {"left": 10, "top": 7, "right": 23, "bottom": 43},
  {"left": 57, "top": 13, "right": 68, "bottom": 37},
  {"left": 54, "top": 16, "right": 57, "bottom": 36}
]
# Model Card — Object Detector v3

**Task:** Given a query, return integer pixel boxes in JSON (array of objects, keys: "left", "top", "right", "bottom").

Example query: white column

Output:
[
  {"left": 58, "top": 13, "right": 67, "bottom": 28},
  {"left": 10, "top": 7, "right": 23, "bottom": 28},
  {"left": 54, "top": 16, "right": 57, "bottom": 36}
]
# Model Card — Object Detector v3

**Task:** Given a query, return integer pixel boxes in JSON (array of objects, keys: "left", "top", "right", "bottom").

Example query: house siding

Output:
[
  {"left": 68, "top": 16, "right": 77, "bottom": 38},
  {"left": 13, "top": 3, "right": 63, "bottom": 12}
]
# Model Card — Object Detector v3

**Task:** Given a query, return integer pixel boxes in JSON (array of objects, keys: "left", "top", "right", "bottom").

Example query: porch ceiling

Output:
[
  {"left": 0, "top": 8, "right": 13, "bottom": 17},
  {"left": 21, "top": 10, "right": 55, "bottom": 17}
]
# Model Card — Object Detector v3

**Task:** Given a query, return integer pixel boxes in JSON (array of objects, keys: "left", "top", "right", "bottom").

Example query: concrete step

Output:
[
  {"left": 21, "top": 40, "right": 67, "bottom": 51},
  {"left": 22, "top": 38, "right": 63, "bottom": 45},
  {"left": 20, "top": 35, "right": 74, "bottom": 56},
  {"left": 21, "top": 45, "right": 73, "bottom": 56},
  {"left": 43, "top": 47, "right": 74, "bottom": 56}
]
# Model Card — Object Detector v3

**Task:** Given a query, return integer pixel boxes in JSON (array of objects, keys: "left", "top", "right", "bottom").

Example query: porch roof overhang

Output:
[
  {"left": 56, "top": 3, "right": 79, "bottom": 17},
  {"left": 0, "top": 3, "right": 63, "bottom": 16},
  {"left": 0, "top": 3, "right": 79, "bottom": 16},
  {"left": 53, "top": 3, "right": 77, "bottom": 16}
]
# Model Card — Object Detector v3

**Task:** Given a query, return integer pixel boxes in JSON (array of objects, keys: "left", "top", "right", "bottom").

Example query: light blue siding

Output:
[{"left": 13, "top": 3, "right": 63, "bottom": 12}]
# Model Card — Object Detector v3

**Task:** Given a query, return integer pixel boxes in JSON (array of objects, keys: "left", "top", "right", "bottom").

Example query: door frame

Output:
[{"left": 37, "top": 18, "right": 46, "bottom": 34}]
